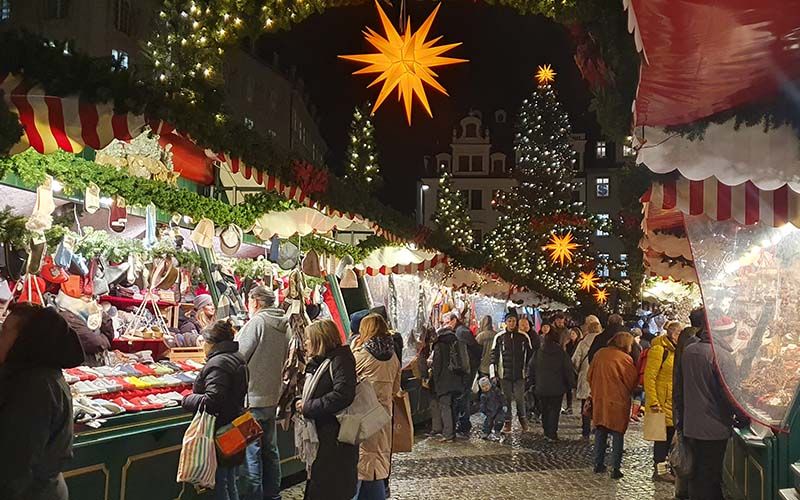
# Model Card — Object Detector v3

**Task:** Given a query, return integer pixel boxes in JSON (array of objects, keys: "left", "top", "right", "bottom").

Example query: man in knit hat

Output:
[
  {"left": 491, "top": 310, "right": 533, "bottom": 433},
  {"left": 238, "top": 286, "right": 291, "bottom": 500}
]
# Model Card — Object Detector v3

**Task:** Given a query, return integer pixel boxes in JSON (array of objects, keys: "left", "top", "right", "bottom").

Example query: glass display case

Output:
[{"left": 685, "top": 215, "right": 800, "bottom": 428}]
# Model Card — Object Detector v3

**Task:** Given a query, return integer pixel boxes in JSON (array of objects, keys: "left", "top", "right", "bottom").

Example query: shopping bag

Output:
[
  {"left": 643, "top": 411, "right": 667, "bottom": 441},
  {"left": 669, "top": 430, "right": 694, "bottom": 478},
  {"left": 392, "top": 391, "right": 414, "bottom": 453},
  {"left": 176, "top": 410, "right": 217, "bottom": 490}
]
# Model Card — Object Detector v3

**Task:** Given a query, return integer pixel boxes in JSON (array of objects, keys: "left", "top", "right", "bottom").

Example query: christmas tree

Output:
[
  {"left": 483, "top": 65, "right": 595, "bottom": 301},
  {"left": 344, "top": 103, "right": 382, "bottom": 191},
  {"left": 433, "top": 168, "right": 474, "bottom": 250}
]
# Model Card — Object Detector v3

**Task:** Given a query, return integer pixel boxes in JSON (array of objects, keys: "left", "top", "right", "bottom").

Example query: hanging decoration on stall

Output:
[
  {"left": 578, "top": 270, "right": 600, "bottom": 291},
  {"left": 594, "top": 287, "right": 608, "bottom": 304},
  {"left": 339, "top": 2, "right": 468, "bottom": 125},
  {"left": 96, "top": 129, "right": 179, "bottom": 185},
  {"left": 543, "top": 231, "right": 579, "bottom": 266}
]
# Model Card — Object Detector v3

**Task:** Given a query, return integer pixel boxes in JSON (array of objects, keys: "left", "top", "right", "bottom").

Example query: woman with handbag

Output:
[
  {"left": 182, "top": 320, "right": 247, "bottom": 500},
  {"left": 296, "top": 319, "right": 358, "bottom": 500},
  {"left": 351, "top": 315, "right": 401, "bottom": 500}
]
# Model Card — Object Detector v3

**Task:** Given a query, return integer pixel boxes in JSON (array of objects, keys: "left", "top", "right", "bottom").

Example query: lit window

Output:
[
  {"left": 595, "top": 177, "right": 609, "bottom": 198},
  {"left": 470, "top": 190, "right": 482, "bottom": 210},
  {"left": 0, "top": 0, "right": 11, "bottom": 21},
  {"left": 111, "top": 49, "right": 129, "bottom": 69},
  {"left": 244, "top": 117, "right": 254, "bottom": 130},
  {"left": 113, "top": 0, "right": 132, "bottom": 35},
  {"left": 623, "top": 136, "right": 635, "bottom": 157},
  {"left": 596, "top": 141, "right": 607, "bottom": 159},
  {"left": 599, "top": 253, "right": 610, "bottom": 277},
  {"left": 44, "top": 0, "right": 69, "bottom": 19},
  {"left": 596, "top": 213, "right": 610, "bottom": 237},
  {"left": 620, "top": 253, "right": 628, "bottom": 278}
]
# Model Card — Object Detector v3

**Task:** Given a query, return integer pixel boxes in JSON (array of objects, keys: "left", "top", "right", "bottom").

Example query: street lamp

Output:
[{"left": 417, "top": 183, "right": 430, "bottom": 226}]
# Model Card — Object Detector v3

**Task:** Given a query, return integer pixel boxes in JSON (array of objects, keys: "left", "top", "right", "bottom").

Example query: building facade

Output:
[
  {"left": 0, "top": 0, "right": 327, "bottom": 165},
  {"left": 420, "top": 110, "right": 630, "bottom": 279}
]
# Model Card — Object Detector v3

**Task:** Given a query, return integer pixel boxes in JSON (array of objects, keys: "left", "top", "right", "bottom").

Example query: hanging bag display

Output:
[{"left": 176, "top": 408, "right": 218, "bottom": 491}]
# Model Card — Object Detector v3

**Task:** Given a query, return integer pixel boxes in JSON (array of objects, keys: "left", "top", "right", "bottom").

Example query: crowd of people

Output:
[{"left": 0, "top": 291, "right": 750, "bottom": 500}]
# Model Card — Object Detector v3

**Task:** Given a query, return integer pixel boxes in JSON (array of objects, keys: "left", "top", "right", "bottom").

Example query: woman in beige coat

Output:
[
  {"left": 572, "top": 320, "right": 602, "bottom": 438},
  {"left": 352, "top": 314, "right": 401, "bottom": 500}
]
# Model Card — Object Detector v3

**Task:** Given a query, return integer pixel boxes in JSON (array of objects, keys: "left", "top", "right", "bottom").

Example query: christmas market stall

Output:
[{"left": 628, "top": 0, "right": 800, "bottom": 496}]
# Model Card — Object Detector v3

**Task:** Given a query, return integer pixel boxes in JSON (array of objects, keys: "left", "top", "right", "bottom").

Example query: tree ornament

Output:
[
  {"left": 339, "top": 2, "right": 467, "bottom": 125},
  {"left": 535, "top": 64, "right": 557, "bottom": 86},
  {"left": 578, "top": 270, "right": 600, "bottom": 291},
  {"left": 543, "top": 231, "right": 579, "bottom": 266}
]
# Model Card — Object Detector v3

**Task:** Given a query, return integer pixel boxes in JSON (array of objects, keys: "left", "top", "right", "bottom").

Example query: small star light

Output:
[
  {"left": 339, "top": 2, "right": 467, "bottom": 125},
  {"left": 594, "top": 288, "right": 609, "bottom": 304},
  {"left": 535, "top": 64, "right": 556, "bottom": 86},
  {"left": 578, "top": 270, "right": 600, "bottom": 291},
  {"left": 543, "top": 231, "right": 578, "bottom": 266}
]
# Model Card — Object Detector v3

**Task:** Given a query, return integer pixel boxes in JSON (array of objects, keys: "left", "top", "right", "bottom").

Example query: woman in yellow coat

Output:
[
  {"left": 643, "top": 321, "right": 681, "bottom": 481},
  {"left": 352, "top": 314, "right": 401, "bottom": 500}
]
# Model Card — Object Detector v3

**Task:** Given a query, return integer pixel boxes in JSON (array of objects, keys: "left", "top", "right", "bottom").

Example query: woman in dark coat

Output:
[
  {"left": 0, "top": 303, "right": 85, "bottom": 500},
  {"left": 297, "top": 319, "right": 358, "bottom": 500},
  {"left": 529, "top": 331, "right": 576, "bottom": 440},
  {"left": 182, "top": 320, "right": 247, "bottom": 500}
]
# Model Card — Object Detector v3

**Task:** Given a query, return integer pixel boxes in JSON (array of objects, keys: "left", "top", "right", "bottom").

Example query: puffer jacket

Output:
[
  {"left": 529, "top": 338, "right": 576, "bottom": 397},
  {"left": 182, "top": 340, "right": 248, "bottom": 429},
  {"left": 644, "top": 335, "right": 676, "bottom": 426},
  {"left": 353, "top": 336, "right": 400, "bottom": 481},
  {"left": 490, "top": 329, "right": 532, "bottom": 382}
]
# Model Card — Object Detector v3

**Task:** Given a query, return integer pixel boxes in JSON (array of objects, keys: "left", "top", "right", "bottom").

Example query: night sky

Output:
[{"left": 257, "top": 3, "right": 597, "bottom": 214}]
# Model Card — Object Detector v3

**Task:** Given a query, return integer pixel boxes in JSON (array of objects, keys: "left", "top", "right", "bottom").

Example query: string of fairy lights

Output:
[
  {"left": 432, "top": 169, "right": 474, "bottom": 250},
  {"left": 344, "top": 104, "right": 382, "bottom": 190}
]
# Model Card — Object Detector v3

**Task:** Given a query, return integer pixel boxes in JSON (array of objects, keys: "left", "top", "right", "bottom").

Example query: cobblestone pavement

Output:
[{"left": 282, "top": 408, "right": 678, "bottom": 500}]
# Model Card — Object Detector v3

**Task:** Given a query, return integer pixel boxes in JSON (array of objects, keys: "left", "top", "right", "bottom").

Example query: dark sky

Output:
[{"left": 257, "top": 3, "right": 597, "bottom": 214}]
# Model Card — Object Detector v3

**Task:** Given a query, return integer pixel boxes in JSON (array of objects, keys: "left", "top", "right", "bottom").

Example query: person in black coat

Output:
[
  {"left": 443, "top": 311, "right": 480, "bottom": 435},
  {"left": 0, "top": 303, "right": 84, "bottom": 500},
  {"left": 297, "top": 319, "right": 358, "bottom": 500},
  {"left": 182, "top": 320, "right": 247, "bottom": 500},
  {"left": 431, "top": 327, "right": 467, "bottom": 441},
  {"left": 529, "top": 331, "right": 576, "bottom": 440}
]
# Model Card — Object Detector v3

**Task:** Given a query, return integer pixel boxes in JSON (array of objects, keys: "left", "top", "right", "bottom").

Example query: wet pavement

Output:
[{"left": 282, "top": 407, "right": 678, "bottom": 499}]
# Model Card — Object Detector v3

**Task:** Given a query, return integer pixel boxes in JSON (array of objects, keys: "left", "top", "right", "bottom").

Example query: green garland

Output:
[
  {"left": 0, "top": 150, "right": 295, "bottom": 227},
  {"left": 0, "top": 99, "right": 22, "bottom": 157}
]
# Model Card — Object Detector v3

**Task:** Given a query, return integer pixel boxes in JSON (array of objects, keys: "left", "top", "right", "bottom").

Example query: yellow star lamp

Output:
[
  {"left": 535, "top": 64, "right": 556, "bottom": 86},
  {"left": 543, "top": 231, "right": 579, "bottom": 266},
  {"left": 339, "top": 2, "right": 467, "bottom": 125},
  {"left": 594, "top": 288, "right": 609, "bottom": 304},
  {"left": 578, "top": 270, "right": 600, "bottom": 291}
]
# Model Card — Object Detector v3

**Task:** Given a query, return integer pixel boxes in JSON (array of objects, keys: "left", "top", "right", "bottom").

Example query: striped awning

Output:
[
  {"left": 1, "top": 73, "right": 146, "bottom": 154},
  {"left": 363, "top": 254, "right": 448, "bottom": 276},
  {"left": 643, "top": 176, "right": 799, "bottom": 227}
]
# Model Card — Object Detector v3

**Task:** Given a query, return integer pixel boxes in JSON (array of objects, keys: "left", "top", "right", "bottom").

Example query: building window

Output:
[
  {"left": 43, "top": 0, "right": 69, "bottom": 19},
  {"left": 111, "top": 49, "right": 129, "bottom": 69},
  {"left": 0, "top": 0, "right": 11, "bottom": 21},
  {"left": 458, "top": 190, "right": 469, "bottom": 206},
  {"left": 465, "top": 123, "right": 477, "bottom": 138},
  {"left": 599, "top": 253, "right": 610, "bottom": 277},
  {"left": 457, "top": 155, "right": 470, "bottom": 172},
  {"left": 620, "top": 253, "right": 628, "bottom": 278},
  {"left": 595, "top": 177, "right": 610, "bottom": 198},
  {"left": 623, "top": 136, "right": 635, "bottom": 157},
  {"left": 495, "top": 110, "right": 506, "bottom": 123},
  {"left": 113, "top": 0, "right": 132, "bottom": 35},
  {"left": 470, "top": 190, "right": 483, "bottom": 210},
  {"left": 596, "top": 141, "right": 607, "bottom": 159},
  {"left": 596, "top": 213, "right": 610, "bottom": 237},
  {"left": 492, "top": 159, "right": 504, "bottom": 174},
  {"left": 472, "top": 229, "right": 483, "bottom": 244},
  {"left": 471, "top": 155, "right": 483, "bottom": 172},
  {"left": 244, "top": 117, "right": 254, "bottom": 130}
]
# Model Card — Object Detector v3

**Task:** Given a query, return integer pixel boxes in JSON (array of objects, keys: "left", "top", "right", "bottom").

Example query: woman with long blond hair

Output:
[
  {"left": 296, "top": 320, "right": 358, "bottom": 500},
  {"left": 351, "top": 314, "right": 401, "bottom": 500}
]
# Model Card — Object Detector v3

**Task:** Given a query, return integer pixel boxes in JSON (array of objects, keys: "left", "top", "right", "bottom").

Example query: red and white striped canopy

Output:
[
  {"left": 642, "top": 176, "right": 800, "bottom": 227},
  {"left": 363, "top": 254, "right": 448, "bottom": 276}
]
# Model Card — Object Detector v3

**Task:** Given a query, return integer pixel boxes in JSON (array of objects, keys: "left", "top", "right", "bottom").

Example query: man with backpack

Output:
[
  {"left": 444, "top": 311, "right": 481, "bottom": 435},
  {"left": 491, "top": 310, "right": 533, "bottom": 433},
  {"left": 431, "top": 319, "right": 469, "bottom": 442}
]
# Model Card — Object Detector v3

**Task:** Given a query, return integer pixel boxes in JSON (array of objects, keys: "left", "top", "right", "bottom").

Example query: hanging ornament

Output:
[
  {"left": 594, "top": 288, "right": 609, "bottom": 304},
  {"left": 543, "top": 231, "right": 578, "bottom": 266},
  {"left": 578, "top": 270, "right": 599, "bottom": 291},
  {"left": 339, "top": 2, "right": 468, "bottom": 125},
  {"left": 535, "top": 64, "right": 556, "bottom": 86}
]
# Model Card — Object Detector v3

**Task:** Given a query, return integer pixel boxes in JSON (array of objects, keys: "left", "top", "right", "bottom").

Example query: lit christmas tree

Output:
[
  {"left": 433, "top": 168, "right": 474, "bottom": 250},
  {"left": 344, "top": 103, "right": 382, "bottom": 191},
  {"left": 483, "top": 65, "right": 595, "bottom": 301}
]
